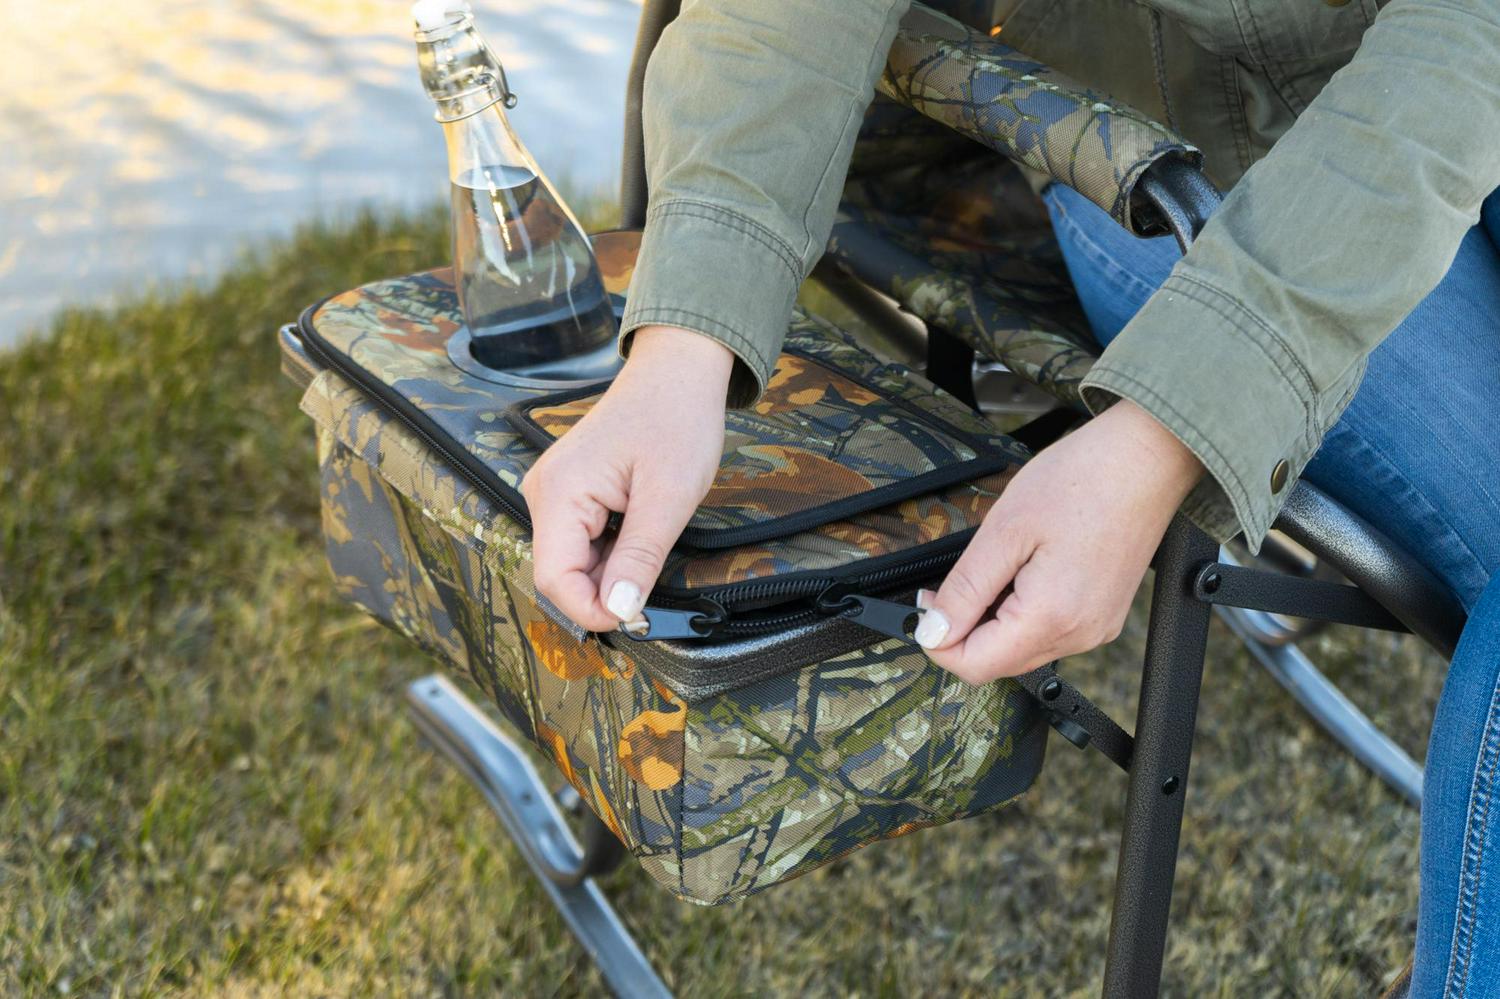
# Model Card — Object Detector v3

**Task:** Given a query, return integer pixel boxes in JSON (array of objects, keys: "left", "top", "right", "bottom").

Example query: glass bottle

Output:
[{"left": 413, "top": 1, "right": 617, "bottom": 372}]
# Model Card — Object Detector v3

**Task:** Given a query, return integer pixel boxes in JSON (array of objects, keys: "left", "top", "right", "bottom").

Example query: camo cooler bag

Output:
[{"left": 281, "top": 231, "right": 1049, "bottom": 904}]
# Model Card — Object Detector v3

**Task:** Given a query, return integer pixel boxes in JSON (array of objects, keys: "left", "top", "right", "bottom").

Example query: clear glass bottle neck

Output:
[{"left": 414, "top": 12, "right": 515, "bottom": 123}]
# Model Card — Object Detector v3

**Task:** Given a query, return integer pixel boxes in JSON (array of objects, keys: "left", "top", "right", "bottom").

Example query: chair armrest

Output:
[{"left": 881, "top": 3, "right": 1202, "bottom": 236}]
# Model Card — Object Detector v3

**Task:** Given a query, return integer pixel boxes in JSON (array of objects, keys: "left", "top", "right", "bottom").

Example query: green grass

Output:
[{"left": 0, "top": 204, "right": 1442, "bottom": 997}]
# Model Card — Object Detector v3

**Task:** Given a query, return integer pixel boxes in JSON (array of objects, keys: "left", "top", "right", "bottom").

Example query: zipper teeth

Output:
[
  {"left": 298, "top": 322, "right": 532, "bottom": 528},
  {"left": 720, "top": 608, "right": 820, "bottom": 636},
  {"left": 703, "top": 546, "right": 962, "bottom": 637},
  {"left": 698, "top": 545, "right": 964, "bottom": 608}
]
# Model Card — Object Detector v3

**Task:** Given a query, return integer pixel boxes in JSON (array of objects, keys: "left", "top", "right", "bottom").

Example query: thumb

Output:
[
  {"left": 599, "top": 473, "right": 702, "bottom": 624},
  {"left": 915, "top": 516, "right": 1035, "bottom": 651}
]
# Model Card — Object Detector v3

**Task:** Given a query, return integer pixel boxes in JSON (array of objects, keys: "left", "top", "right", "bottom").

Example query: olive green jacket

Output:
[{"left": 619, "top": 0, "right": 1500, "bottom": 546}]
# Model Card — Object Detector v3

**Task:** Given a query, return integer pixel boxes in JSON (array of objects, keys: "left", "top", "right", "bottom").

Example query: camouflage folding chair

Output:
[{"left": 390, "top": 2, "right": 1467, "bottom": 996}]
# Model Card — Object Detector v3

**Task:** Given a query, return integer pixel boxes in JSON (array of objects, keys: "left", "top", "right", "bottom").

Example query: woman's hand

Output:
[
  {"left": 914, "top": 400, "right": 1204, "bottom": 683},
  {"left": 521, "top": 325, "right": 732, "bottom": 631}
]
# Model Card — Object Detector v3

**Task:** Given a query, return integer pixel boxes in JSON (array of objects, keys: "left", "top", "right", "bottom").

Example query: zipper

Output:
[
  {"left": 626, "top": 540, "right": 966, "bottom": 642},
  {"left": 295, "top": 305, "right": 966, "bottom": 643}
]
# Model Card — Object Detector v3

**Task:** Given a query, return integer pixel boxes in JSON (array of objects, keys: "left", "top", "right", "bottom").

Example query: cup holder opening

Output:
[{"left": 447, "top": 320, "right": 624, "bottom": 389}]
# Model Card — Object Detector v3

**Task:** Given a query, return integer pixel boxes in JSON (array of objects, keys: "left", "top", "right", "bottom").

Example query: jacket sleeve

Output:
[
  {"left": 1079, "top": 0, "right": 1500, "bottom": 549},
  {"left": 619, "top": 0, "right": 913, "bottom": 407}
]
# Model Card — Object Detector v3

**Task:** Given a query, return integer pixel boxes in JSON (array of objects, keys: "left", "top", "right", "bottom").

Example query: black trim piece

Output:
[
  {"left": 1008, "top": 407, "right": 1086, "bottom": 452},
  {"left": 296, "top": 298, "right": 534, "bottom": 529},
  {"left": 1193, "top": 561, "right": 1409, "bottom": 634},
  {"left": 505, "top": 347, "right": 1018, "bottom": 550},
  {"left": 1135, "top": 155, "right": 1222, "bottom": 254},
  {"left": 1013, "top": 665, "right": 1134, "bottom": 772}
]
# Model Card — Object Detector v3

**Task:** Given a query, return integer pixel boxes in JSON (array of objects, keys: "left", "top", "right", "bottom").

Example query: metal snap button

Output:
[{"left": 1270, "top": 459, "right": 1290, "bottom": 494}]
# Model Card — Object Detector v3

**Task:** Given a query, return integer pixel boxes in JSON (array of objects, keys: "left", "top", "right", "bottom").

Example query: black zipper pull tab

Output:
[
  {"left": 619, "top": 598, "right": 726, "bottom": 641},
  {"left": 817, "top": 585, "right": 922, "bottom": 642}
]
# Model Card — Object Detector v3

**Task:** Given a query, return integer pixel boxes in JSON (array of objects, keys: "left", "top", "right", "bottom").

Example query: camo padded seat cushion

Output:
[{"left": 885, "top": 3, "right": 1201, "bottom": 234}]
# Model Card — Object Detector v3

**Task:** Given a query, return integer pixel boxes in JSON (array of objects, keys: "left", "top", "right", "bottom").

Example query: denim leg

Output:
[
  {"left": 1300, "top": 217, "right": 1500, "bottom": 611},
  {"left": 1414, "top": 575, "right": 1500, "bottom": 999},
  {"left": 1044, "top": 181, "right": 1500, "bottom": 992},
  {"left": 1044, "top": 183, "right": 1500, "bottom": 607},
  {"left": 1043, "top": 183, "right": 1177, "bottom": 345}
]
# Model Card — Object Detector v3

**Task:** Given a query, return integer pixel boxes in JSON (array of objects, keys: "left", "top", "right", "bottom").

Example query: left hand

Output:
[{"left": 914, "top": 399, "right": 1204, "bottom": 684}]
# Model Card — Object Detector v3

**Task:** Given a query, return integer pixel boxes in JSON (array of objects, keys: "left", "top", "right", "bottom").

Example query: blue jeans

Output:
[{"left": 1044, "top": 182, "right": 1500, "bottom": 996}]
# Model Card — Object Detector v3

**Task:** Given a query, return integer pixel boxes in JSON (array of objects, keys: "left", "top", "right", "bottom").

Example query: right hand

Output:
[{"left": 521, "top": 325, "right": 733, "bottom": 631}]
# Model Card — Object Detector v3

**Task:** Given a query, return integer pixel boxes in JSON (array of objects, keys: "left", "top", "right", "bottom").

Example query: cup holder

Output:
[{"left": 446, "top": 298, "right": 626, "bottom": 388}]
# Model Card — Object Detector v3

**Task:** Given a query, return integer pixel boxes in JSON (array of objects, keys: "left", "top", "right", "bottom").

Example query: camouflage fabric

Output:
[
  {"left": 832, "top": 151, "right": 1098, "bottom": 406},
  {"left": 305, "top": 238, "right": 1030, "bottom": 585},
  {"left": 521, "top": 351, "right": 1011, "bottom": 543},
  {"left": 883, "top": 3, "right": 1201, "bottom": 234},
  {"left": 300, "top": 351, "right": 1047, "bottom": 904},
  {"left": 660, "top": 467, "right": 1015, "bottom": 591},
  {"left": 819, "top": 2, "right": 1106, "bottom": 407}
]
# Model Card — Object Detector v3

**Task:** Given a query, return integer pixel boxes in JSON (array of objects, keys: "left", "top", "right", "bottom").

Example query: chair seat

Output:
[{"left": 833, "top": 108, "right": 1100, "bottom": 405}]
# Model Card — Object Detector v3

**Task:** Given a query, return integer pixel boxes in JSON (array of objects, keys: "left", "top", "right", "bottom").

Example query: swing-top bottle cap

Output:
[{"left": 412, "top": 0, "right": 472, "bottom": 32}]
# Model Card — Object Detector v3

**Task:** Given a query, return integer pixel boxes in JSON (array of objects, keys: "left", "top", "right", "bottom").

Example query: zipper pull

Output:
[
  {"left": 618, "top": 599, "right": 726, "bottom": 641},
  {"left": 817, "top": 585, "right": 922, "bottom": 642}
]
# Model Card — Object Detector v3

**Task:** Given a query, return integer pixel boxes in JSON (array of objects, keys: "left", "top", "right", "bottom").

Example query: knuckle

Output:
[
  {"left": 610, "top": 535, "right": 668, "bottom": 573},
  {"left": 941, "top": 568, "right": 989, "bottom": 611}
]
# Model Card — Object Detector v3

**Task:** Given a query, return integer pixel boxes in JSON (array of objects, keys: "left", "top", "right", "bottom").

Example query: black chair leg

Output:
[{"left": 1102, "top": 517, "right": 1218, "bottom": 998}]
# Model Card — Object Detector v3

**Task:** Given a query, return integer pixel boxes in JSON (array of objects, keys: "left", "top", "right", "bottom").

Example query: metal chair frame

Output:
[{"left": 400, "top": 4, "right": 1468, "bottom": 995}]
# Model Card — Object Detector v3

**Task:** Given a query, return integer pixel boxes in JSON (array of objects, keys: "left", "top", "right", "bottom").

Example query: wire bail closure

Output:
[{"left": 494, "top": 62, "right": 518, "bottom": 109}]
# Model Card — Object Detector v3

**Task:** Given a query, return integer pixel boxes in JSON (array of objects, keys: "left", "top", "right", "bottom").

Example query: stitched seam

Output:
[
  {"left": 1167, "top": 274, "right": 1319, "bottom": 398},
  {"left": 1446, "top": 672, "right": 1500, "bottom": 995},
  {"left": 1219, "top": 56, "right": 1254, "bottom": 173},
  {"left": 1083, "top": 368, "right": 1259, "bottom": 534},
  {"left": 801, "top": 97, "right": 864, "bottom": 261},
  {"left": 1231, "top": 0, "right": 1269, "bottom": 67},
  {"left": 1159, "top": 275, "right": 1319, "bottom": 444},
  {"left": 798, "top": 0, "right": 905, "bottom": 260},
  {"left": 1147, "top": 8, "right": 1180, "bottom": 133},
  {"left": 624, "top": 306, "right": 777, "bottom": 384},
  {"left": 646, "top": 199, "right": 802, "bottom": 279}
]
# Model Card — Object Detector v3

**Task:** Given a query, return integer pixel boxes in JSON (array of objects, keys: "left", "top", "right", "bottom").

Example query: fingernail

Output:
[
  {"left": 914, "top": 608, "right": 949, "bottom": 650},
  {"left": 606, "top": 580, "right": 645, "bottom": 623},
  {"left": 915, "top": 588, "right": 934, "bottom": 610}
]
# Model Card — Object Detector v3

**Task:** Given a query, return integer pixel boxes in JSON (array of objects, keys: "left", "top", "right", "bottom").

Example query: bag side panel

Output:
[
  {"left": 310, "top": 385, "right": 685, "bottom": 881},
  {"left": 677, "top": 640, "right": 1047, "bottom": 904},
  {"left": 516, "top": 603, "right": 686, "bottom": 886},
  {"left": 316, "top": 424, "right": 536, "bottom": 737}
]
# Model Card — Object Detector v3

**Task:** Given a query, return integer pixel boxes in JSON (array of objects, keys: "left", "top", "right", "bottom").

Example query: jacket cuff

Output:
[
  {"left": 620, "top": 199, "right": 802, "bottom": 409},
  {"left": 1079, "top": 275, "right": 1333, "bottom": 551}
]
